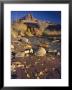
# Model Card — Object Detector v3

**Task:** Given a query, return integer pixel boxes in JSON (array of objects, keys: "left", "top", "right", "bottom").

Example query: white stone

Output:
[
  {"left": 11, "top": 45, "right": 14, "bottom": 49},
  {"left": 11, "top": 45, "right": 14, "bottom": 52},
  {"left": 57, "top": 52, "right": 60, "bottom": 56},
  {"left": 30, "top": 49, "right": 33, "bottom": 53},
  {"left": 24, "top": 50, "right": 30, "bottom": 54},
  {"left": 35, "top": 47, "right": 46, "bottom": 56}
]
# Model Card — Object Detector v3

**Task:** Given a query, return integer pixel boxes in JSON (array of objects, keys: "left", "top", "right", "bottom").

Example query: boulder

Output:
[
  {"left": 15, "top": 52, "right": 25, "bottom": 57},
  {"left": 24, "top": 44, "right": 32, "bottom": 49},
  {"left": 35, "top": 47, "right": 46, "bottom": 56},
  {"left": 21, "top": 37, "right": 29, "bottom": 43}
]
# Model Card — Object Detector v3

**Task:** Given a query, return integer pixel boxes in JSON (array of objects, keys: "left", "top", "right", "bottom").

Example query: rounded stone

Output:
[{"left": 35, "top": 47, "right": 46, "bottom": 56}]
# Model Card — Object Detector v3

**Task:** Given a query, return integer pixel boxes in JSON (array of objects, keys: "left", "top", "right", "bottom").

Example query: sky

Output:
[{"left": 11, "top": 11, "right": 61, "bottom": 24}]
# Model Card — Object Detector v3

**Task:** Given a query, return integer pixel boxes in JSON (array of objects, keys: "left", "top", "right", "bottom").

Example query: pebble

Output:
[
  {"left": 39, "top": 71, "right": 44, "bottom": 76},
  {"left": 57, "top": 52, "right": 60, "bottom": 56},
  {"left": 17, "top": 64, "right": 24, "bottom": 68},
  {"left": 27, "top": 74, "right": 30, "bottom": 78},
  {"left": 11, "top": 45, "right": 14, "bottom": 49},
  {"left": 11, "top": 45, "right": 14, "bottom": 52},
  {"left": 37, "top": 77, "right": 40, "bottom": 79},
  {"left": 11, "top": 64, "right": 16, "bottom": 72}
]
